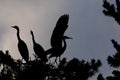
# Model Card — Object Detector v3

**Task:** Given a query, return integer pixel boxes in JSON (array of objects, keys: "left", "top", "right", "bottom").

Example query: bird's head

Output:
[
  {"left": 63, "top": 36, "right": 72, "bottom": 40},
  {"left": 30, "top": 30, "right": 33, "bottom": 35},
  {"left": 11, "top": 25, "right": 19, "bottom": 30}
]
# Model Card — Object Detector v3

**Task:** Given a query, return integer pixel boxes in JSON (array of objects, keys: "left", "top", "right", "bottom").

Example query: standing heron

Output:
[
  {"left": 46, "top": 14, "right": 71, "bottom": 62},
  {"left": 12, "top": 26, "right": 29, "bottom": 63},
  {"left": 30, "top": 30, "right": 48, "bottom": 62}
]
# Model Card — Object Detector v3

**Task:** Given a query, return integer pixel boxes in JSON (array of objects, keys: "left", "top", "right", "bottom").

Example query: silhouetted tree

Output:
[
  {"left": 103, "top": 0, "right": 120, "bottom": 24},
  {"left": 0, "top": 51, "right": 101, "bottom": 80},
  {"left": 97, "top": 0, "right": 120, "bottom": 80}
]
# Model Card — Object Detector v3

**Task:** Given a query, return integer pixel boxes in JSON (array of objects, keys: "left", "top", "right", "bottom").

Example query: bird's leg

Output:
[
  {"left": 29, "top": 57, "right": 31, "bottom": 61},
  {"left": 48, "top": 59, "right": 52, "bottom": 64},
  {"left": 59, "top": 56, "right": 61, "bottom": 62},
  {"left": 55, "top": 57, "right": 58, "bottom": 66},
  {"left": 52, "top": 58, "right": 56, "bottom": 64},
  {"left": 33, "top": 54, "right": 38, "bottom": 60},
  {"left": 22, "top": 58, "right": 24, "bottom": 63},
  {"left": 54, "top": 57, "right": 57, "bottom": 63}
]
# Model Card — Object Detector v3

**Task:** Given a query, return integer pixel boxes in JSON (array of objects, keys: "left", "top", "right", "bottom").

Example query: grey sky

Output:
[{"left": 0, "top": 0, "right": 119, "bottom": 79}]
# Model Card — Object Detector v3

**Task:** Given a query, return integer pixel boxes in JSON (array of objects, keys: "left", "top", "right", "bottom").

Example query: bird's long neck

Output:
[
  {"left": 62, "top": 38, "right": 67, "bottom": 51},
  {"left": 31, "top": 33, "right": 36, "bottom": 44},
  {"left": 17, "top": 29, "right": 21, "bottom": 41}
]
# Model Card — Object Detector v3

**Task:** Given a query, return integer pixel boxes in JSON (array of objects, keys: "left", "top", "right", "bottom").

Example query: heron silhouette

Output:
[
  {"left": 51, "top": 14, "right": 69, "bottom": 48},
  {"left": 30, "top": 30, "right": 48, "bottom": 62},
  {"left": 46, "top": 14, "right": 72, "bottom": 62},
  {"left": 12, "top": 26, "right": 29, "bottom": 63}
]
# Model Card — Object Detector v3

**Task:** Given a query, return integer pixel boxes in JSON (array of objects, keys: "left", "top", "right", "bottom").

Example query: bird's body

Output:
[
  {"left": 30, "top": 30, "right": 48, "bottom": 62},
  {"left": 18, "top": 40, "right": 29, "bottom": 62},
  {"left": 12, "top": 26, "right": 29, "bottom": 63},
  {"left": 49, "top": 36, "right": 71, "bottom": 60}
]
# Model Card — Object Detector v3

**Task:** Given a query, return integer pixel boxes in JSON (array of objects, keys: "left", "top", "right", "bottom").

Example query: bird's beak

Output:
[
  {"left": 30, "top": 30, "right": 33, "bottom": 34},
  {"left": 67, "top": 37, "right": 72, "bottom": 39},
  {"left": 11, "top": 26, "right": 18, "bottom": 30},
  {"left": 64, "top": 36, "right": 72, "bottom": 39},
  {"left": 30, "top": 30, "right": 32, "bottom": 33},
  {"left": 11, "top": 26, "right": 15, "bottom": 28}
]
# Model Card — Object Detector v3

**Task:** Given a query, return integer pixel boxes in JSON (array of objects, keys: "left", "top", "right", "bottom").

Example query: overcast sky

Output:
[{"left": 0, "top": 0, "right": 119, "bottom": 79}]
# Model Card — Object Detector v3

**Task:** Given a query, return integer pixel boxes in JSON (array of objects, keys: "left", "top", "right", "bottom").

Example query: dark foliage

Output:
[
  {"left": 107, "top": 39, "right": 120, "bottom": 67},
  {"left": 0, "top": 51, "right": 102, "bottom": 80},
  {"left": 98, "top": 0, "right": 120, "bottom": 80},
  {"left": 97, "top": 74, "right": 105, "bottom": 80},
  {"left": 103, "top": 0, "right": 120, "bottom": 24}
]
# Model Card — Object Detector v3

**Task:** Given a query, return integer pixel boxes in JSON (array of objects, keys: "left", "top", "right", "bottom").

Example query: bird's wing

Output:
[{"left": 51, "top": 14, "right": 69, "bottom": 47}]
